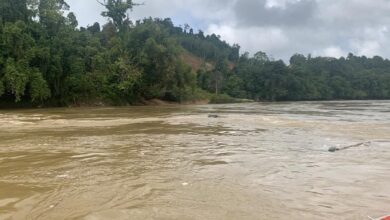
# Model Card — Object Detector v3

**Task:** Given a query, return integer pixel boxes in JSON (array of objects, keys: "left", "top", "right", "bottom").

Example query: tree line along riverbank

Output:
[{"left": 1, "top": 0, "right": 390, "bottom": 108}]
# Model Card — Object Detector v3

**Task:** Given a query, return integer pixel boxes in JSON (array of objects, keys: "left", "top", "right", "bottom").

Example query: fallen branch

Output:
[{"left": 328, "top": 142, "right": 371, "bottom": 152}]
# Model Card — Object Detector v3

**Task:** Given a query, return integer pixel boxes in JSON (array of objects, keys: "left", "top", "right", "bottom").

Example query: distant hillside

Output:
[
  {"left": 0, "top": 0, "right": 389, "bottom": 107},
  {"left": 152, "top": 18, "right": 240, "bottom": 64},
  {"left": 180, "top": 50, "right": 213, "bottom": 72}
]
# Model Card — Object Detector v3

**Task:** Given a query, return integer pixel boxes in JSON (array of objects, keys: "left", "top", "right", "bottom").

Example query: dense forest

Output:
[{"left": 1, "top": 0, "right": 390, "bottom": 107}]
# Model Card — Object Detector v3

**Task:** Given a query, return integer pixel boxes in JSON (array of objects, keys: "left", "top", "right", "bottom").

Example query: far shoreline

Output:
[{"left": 1, "top": 99, "right": 390, "bottom": 111}]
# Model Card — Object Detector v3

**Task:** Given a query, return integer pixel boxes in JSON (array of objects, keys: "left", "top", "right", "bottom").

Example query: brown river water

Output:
[{"left": 0, "top": 101, "right": 389, "bottom": 220}]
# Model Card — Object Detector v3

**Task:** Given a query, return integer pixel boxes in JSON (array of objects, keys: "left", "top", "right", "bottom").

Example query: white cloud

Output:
[
  {"left": 351, "top": 41, "right": 381, "bottom": 57},
  {"left": 66, "top": 0, "right": 390, "bottom": 61},
  {"left": 266, "top": 0, "right": 303, "bottom": 9},
  {"left": 207, "top": 24, "right": 289, "bottom": 57},
  {"left": 322, "top": 46, "right": 345, "bottom": 58}
]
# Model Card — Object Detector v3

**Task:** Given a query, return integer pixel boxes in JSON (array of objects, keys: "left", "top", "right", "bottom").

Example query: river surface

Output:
[{"left": 0, "top": 101, "right": 389, "bottom": 220}]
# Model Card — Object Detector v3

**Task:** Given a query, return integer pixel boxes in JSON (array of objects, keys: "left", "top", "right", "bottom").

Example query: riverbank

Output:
[{"left": 0, "top": 95, "right": 254, "bottom": 109}]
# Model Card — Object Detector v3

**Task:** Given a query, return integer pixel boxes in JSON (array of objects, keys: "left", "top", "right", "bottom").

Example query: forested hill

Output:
[{"left": 1, "top": 1, "right": 390, "bottom": 107}]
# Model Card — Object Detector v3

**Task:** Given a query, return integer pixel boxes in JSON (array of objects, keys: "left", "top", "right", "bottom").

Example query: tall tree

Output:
[
  {"left": 38, "top": 0, "right": 69, "bottom": 35},
  {"left": 99, "top": 0, "right": 138, "bottom": 31}
]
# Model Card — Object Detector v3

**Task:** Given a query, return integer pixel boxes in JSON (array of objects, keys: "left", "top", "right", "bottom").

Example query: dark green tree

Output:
[{"left": 99, "top": 0, "right": 139, "bottom": 31}]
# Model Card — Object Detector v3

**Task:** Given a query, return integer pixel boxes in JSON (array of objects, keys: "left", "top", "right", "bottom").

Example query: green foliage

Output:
[
  {"left": 0, "top": 0, "right": 389, "bottom": 107},
  {"left": 209, "top": 94, "right": 238, "bottom": 104},
  {"left": 38, "top": 0, "right": 69, "bottom": 35},
  {"left": 224, "top": 75, "right": 245, "bottom": 98},
  {"left": 2, "top": 21, "right": 34, "bottom": 59},
  {"left": 289, "top": 54, "right": 306, "bottom": 67},
  {"left": 151, "top": 18, "right": 239, "bottom": 63},
  {"left": 100, "top": 0, "right": 137, "bottom": 31},
  {"left": 0, "top": 0, "right": 30, "bottom": 23},
  {"left": 29, "top": 70, "right": 51, "bottom": 102},
  {"left": 113, "top": 57, "right": 141, "bottom": 101},
  {"left": 0, "top": 78, "right": 4, "bottom": 97},
  {"left": 3, "top": 59, "right": 28, "bottom": 102},
  {"left": 234, "top": 52, "right": 390, "bottom": 101},
  {"left": 254, "top": 51, "right": 270, "bottom": 64}
]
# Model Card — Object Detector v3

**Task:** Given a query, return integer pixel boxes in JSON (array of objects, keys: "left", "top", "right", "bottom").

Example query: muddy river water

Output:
[{"left": 0, "top": 101, "right": 389, "bottom": 220}]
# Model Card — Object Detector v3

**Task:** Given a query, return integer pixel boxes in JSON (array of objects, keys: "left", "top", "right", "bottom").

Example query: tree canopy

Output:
[
  {"left": 0, "top": 0, "right": 389, "bottom": 107},
  {"left": 99, "top": 0, "right": 138, "bottom": 31}
]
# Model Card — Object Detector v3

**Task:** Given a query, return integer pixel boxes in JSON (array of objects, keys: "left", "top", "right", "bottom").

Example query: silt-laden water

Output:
[{"left": 0, "top": 101, "right": 389, "bottom": 219}]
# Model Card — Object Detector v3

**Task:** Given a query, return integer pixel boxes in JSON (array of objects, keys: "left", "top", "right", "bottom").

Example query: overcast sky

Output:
[{"left": 66, "top": 0, "right": 390, "bottom": 61}]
